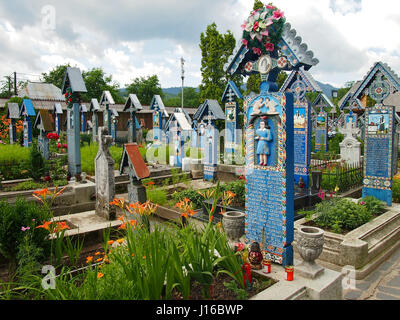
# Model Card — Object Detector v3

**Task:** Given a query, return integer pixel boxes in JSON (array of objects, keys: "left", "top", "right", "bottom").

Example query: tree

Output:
[
  {"left": 41, "top": 64, "right": 71, "bottom": 90},
  {"left": 199, "top": 23, "right": 243, "bottom": 104},
  {"left": 42, "top": 65, "right": 124, "bottom": 103},
  {"left": 81, "top": 68, "right": 124, "bottom": 103},
  {"left": 164, "top": 87, "right": 200, "bottom": 108},
  {"left": 125, "top": 75, "right": 164, "bottom": 105}
]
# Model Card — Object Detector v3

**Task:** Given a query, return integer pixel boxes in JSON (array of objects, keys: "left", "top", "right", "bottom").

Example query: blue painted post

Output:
[
  {"left": 111, "top": 115, "right": 118, "bottom": 142},
  {"left": 62, "top": 67, "right": 87, "bottom": 180},
  {"left": 23, "top": 117, "right": 33, "bottom": 148},
  {"left": 81, "top": 112, "right": 86, "bottom": 132},
  {"left": 55, "top": 114, "right": 61, "bottom": 135},
  {"left": 67, "top": 103, "right": 82, "bottom": 177}
]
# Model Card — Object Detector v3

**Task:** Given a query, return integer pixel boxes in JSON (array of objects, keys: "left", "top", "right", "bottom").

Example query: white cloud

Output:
[{"left": 0, "top": 0, "right": 399, "bottom": 91}]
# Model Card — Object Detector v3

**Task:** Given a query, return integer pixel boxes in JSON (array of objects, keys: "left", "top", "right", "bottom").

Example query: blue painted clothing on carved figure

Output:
[{"left": 256, "top": 128, "right": 272, "bottom": 155}]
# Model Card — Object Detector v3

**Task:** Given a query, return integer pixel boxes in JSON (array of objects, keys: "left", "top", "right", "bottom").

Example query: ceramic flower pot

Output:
[
  {"left": 222, "top": 211, "right": 245, "bottom": 241},
  {"left": 296, "top": 226, "right": 325, "bottom": 279}
]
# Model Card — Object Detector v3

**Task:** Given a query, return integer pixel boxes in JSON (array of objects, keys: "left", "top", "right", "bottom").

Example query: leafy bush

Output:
[
  {"left": 0, "top": 198, "right": 52, "bottom": 262},
  {"left": 172, "top": 189, "right": 204, "bottom": 209},
  {"left": 393, "top": 179, "right": 400, "bottom": 203},
  {"left": 359, "top": 196, "right": 386, "bottom": 216},
  {"left": 29, "top": 142, "right": 46, "bottom": 181},
  {"left": 220, "top": 180, "right": 246, "bottom": 206},
  {"left": 329, "top": 133, "right": 344, "bottom": 155},
  {"left": 308, "top": 198, "right": 372, "bottom": 233}
]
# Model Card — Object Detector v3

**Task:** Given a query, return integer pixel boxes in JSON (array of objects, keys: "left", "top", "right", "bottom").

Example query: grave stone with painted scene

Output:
[{"left": 224, "top": 8, "right": 319, "bottom": 266}]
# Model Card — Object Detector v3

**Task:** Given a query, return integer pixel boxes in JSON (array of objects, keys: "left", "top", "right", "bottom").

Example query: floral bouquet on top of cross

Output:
[{"left": 241, "top": 3, "right": 286, "bottom": 56}]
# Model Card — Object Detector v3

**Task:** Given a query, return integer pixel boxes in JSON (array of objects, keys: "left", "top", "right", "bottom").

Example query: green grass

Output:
[
  {"left": 80, "top": 144, "right": 123, "bottom": 175},
  {"left": 0, "top": 144, "right": 30, "bottom": 162}
]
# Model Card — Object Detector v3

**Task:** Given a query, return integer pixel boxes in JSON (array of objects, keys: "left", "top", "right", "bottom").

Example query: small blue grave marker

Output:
[
  {"left": 222, "top": 81, "right": 243, "bottom": 163},
  {"left": 53, "top": 103, "right": 63, "bottom": 135},
  {"left": 280, "top": 68, "right": 321, "bottom": 188},
  {"left": 124, "top": 94, "right": 143, "bottom": 143},
  {"left": 62, "top": 67, "right": 87, "bottom": 179},
  {"left": 150, "top": 95, "right": 168, "bottom": 144},
  {"left": 19, "top": 99, "right": 36, "bottom": 148}
]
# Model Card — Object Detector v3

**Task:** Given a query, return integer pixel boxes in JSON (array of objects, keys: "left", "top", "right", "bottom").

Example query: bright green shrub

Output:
[{"left": 0, "top": 198, "right": 52, "bottom": 262}]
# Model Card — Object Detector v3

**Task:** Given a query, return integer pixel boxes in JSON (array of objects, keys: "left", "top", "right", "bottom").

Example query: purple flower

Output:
[{"left": 21, "top": 226, "right": 30, "bottom": 232}]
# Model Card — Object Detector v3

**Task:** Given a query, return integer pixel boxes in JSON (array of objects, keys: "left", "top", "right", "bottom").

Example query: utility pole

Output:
[
  {"left": 14, "top": 72, "right": 17, "bottom": 96},
  {"left": 8, "top": 76, "right": 11, "bottom": 98},
  {"left": 181, "top": 57, "right": 185, "bottom": 109}
]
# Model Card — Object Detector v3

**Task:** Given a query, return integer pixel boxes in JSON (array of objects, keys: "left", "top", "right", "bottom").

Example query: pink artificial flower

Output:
[
  {"left": 265, "top": 42, "right": 274, "bottom": 52},
  {"left": 21, "top": 226, "right": 30, "bottom": 232},
  {"left": 242, "top": 39, "right": 248, "bottom": 48},
  {"left": 318, "top": 189, "right": 325, "bottom": 201},
  {"left": 273, "top": 9, "right": 284, "bottom": 20},
  {"left": 266, "top": 4, "right": 275, "bottom": 10},
  {"left": 360, "top": 201, "right": 366, "bottom": 205},
  {"left": 261, "top": 29, "right": 269, "bottom": 37},
  {"left": 252, "top": 47, "right": 262, "bottom": 56},
  {"left": 241, "top": 20, "right": 247, "bottom": 30},
  {"left": 252, "top": 21, "right": 259, "bottom": 32}
]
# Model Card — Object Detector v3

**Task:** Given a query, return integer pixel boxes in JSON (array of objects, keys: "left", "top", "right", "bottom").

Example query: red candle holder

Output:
[
  {"left": 285, "top": 266, "right": 294, "bottom": 281},
  {"left": 262, "top": 259, "right": 271, "bottom": 274}
]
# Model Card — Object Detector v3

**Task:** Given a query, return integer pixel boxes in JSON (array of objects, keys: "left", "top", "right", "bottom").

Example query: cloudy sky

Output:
[{"left": 0, "top": 0, "right": 399, "bottom": 90}]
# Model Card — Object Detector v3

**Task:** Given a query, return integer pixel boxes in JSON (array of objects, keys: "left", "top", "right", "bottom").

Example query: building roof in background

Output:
[{"left": 18, "top": 82, "right": 65, "bottom": 101}]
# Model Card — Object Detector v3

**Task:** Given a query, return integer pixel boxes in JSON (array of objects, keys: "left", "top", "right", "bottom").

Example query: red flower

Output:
[
  {"left": 242, "top": 39, "right": 248, "bottom": 48},
  {"left": 252, "top": 47, "right": 262, "bottom": 56},
  {"left": 252, "top": 21, "right": 259, "bottom": 32},
  {"left": 63, "top": 144, "right": 68, "bottom": 149},
  {"left": 57, "top": 143, "right": 61, "bottom": 149},
  {"left": 44, "top": 176, "right": 51, "bottom": 182},
  {"left": 265, "top": 42, "right": 274, "bottom": 52}
]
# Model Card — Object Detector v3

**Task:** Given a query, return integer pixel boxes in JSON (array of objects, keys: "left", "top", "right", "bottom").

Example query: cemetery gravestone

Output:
[
  {"left": 19, "top": 99, "right": 36, "bottom": 148},
  {"left": 315, "top": 111, "right": 329, "bottom": 152},
  {"left": 150, "top": 95, "right": 169, "bottom": 145},
  {"left": 222, "top": 81, "right": 243, "bottom": 164},
  {"left": 95, "top": 127, "right": 116, "bottom": 220},
  {"left": 80, "top": 104, "right": 87, "bottom": 133},
  {"left": 193, "top": 99, "right": 224, "bottom": 180},
  {"left": 224, "top": 11, "right": 319, "bottom": 266},
  {"left": 124, "top": 94, "right": 143, "bottom": 143},
  {"left": 339, "top": 121, "right": 361, "bottom": 166},
  {"left": 280, "top": 68, "right": 321, "bottom": 188},
  {"left": 111, "top": 109, "right": 119, "bottom": 142},
  {"left": 100, "top": 91, "right": 115, "bottom": 136},
  {"left": 362, "top": 75, "right": 397, "bottom": 205},
  {"left": 89, "top": 98, "right": 100, "bottom": 142},
  {"left": 120, "top": 143, "right": 150, "bottom": 204},
  {"left": 34, "top": 110, "right": 53, "bottom": 160},
  {"left": 6, "top": 103, "right": 20, "bottom": 144},
  {"left": 53, "top": 103, "right": 63, "bottom": 135},
  {"left": 62, "top": 67, "right": 87, "bottom": 179}
]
